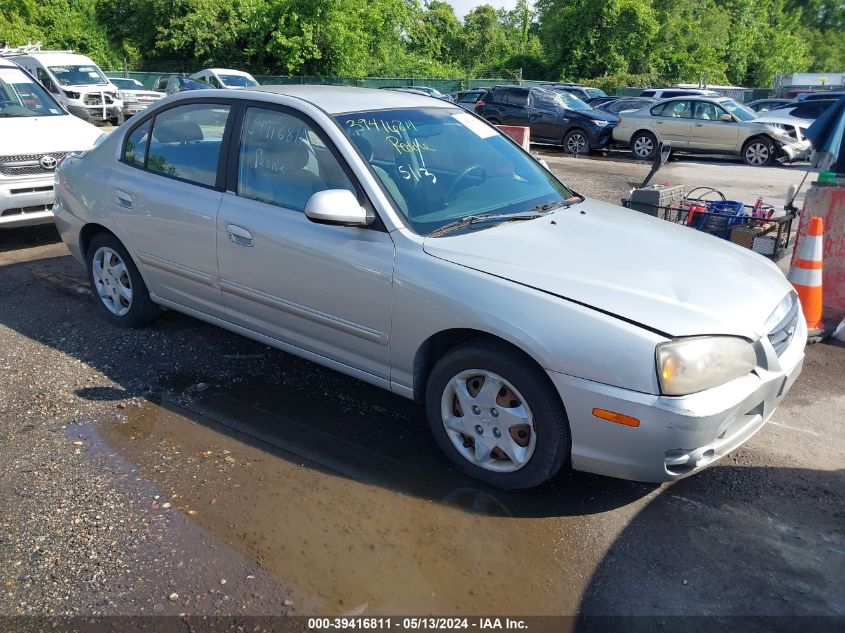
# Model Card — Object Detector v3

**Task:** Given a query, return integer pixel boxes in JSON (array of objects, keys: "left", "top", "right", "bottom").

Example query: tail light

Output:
[{"left": 475, "top": 100, "right": 485, "bottom": 107}]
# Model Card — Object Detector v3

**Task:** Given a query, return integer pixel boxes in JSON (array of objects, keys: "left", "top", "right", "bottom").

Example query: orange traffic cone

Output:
[{"left": 788, "top": 217, "right": 824, "bottom": 340}]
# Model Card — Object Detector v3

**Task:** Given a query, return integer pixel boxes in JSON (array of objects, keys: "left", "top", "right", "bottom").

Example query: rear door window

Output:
[
  {"left": 505, "top": 90, "right": 528, "bottom": 106},
  {"left": 143, "top": 102, "right": 231, "bottom": 186}
]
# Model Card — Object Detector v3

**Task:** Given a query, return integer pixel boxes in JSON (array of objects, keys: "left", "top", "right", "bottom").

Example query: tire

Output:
[
  {"left": 85, "top": 232, "right": 160, "bottom": 328},
  {"left": 742, "top": 137, "right": 775, "bottom": 167},
  {"left": 109, "top": 114, "right": 124, "bottom": 126},
  {"left": 631, "top": 131, "right": 657, "bottom": 160},
  {"left": 563, "top": 128, "right": 591, "bottom": 155},
  {"left": 425, "top": 339, "right": 569, "bottom": 490}
]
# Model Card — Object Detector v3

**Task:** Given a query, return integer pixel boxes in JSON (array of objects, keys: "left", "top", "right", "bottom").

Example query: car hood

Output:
[
  {"left": 0, "top": 114, "right": 102, "bottom": 155},
  {"left": 578, "top": 108, "right": 617, "bottom": 123},
  {"left": 422, "top": 199, "right": 792, "bottom": 339}
]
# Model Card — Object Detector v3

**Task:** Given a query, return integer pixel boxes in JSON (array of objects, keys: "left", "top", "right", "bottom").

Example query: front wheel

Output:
[
  {"left": 563, "top": 129, "right": 591, "bottom": 155},
  {"left": 86, "top": 232, "right": 160, "bottom": 328},
  {"left": 425, "top": 340, "right": 569, "bottom": 490},
  {"left": 743, "top": 137, "right": 775, "bottom": 166}
]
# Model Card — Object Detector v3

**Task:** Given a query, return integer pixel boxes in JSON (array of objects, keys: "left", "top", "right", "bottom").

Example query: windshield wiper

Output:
[
  {"left": 429, "top": 211, "right": 544, "bottom": 238},
  {"left": 526, "top": 196, "right": 583, "bottom": 214}
]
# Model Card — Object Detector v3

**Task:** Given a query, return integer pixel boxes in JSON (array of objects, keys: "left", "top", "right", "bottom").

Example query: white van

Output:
[
  {"left": 188, "top": 68, "right": 259, "bottom": 89},
  {"left": 0, "top": 58, "right": 103, "bottom": 228},
  {"left": 10, "top": 50, "right": 124, "bottom": 125}
]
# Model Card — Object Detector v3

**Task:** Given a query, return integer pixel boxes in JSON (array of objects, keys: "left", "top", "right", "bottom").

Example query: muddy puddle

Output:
[{"left": 91, "top": 374, "right": 649, "bottom": 615}]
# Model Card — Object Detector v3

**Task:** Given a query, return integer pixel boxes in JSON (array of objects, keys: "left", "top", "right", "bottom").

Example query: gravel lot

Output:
[{"left": 0, "top": 155, "right": 842, "bottom": 622}]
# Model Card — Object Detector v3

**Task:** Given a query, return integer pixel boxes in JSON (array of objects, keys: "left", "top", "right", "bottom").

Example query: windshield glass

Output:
[
  {"left": 552, "top": 89, "right": 591, "bottom": 111},
  {"left": 219, "top": 74, "right": 259, "bottom": 87},
  {"left": 585, "top": 87, "right": 606, "bottom": 98},
  {"left": 112, "top": 78, "right": 143, "bottom": 90},
  {"left": 721, "top": 99, "right": 757, "bottom": 121},
  {"left": 49, "top": 64, "right": 109, "bottom": 86},
  {"left": 0, "top": 66, "right": 64, "bottom": 117},
  {"left": 334, "top": 107, "right": 572, "bottom": 235}
]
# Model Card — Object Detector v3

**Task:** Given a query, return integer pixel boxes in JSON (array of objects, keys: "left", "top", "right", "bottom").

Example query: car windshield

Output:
[
  {"left": 553, "top": 90, "right": 591, "bottom": 111},
  {"left": 720, "top": 99, "right": 757, "bottom": 121},
  {"left": 112, "top": 78, "right": 143, "bottom": 90},
  {"left": 49, "top": 64, "right": 109, "bottom": 86},
  {"left": 219, "top": 74, "right": 259, "bottom": 87},
  {"left": 585, "top": 87, "right": 606, "bottom": 98},
  {"left": 0, "top": 66, "right": 64, "bottom": 117},
  {"left": 334, "top": 107, "right": 573, "bottom": 235}
]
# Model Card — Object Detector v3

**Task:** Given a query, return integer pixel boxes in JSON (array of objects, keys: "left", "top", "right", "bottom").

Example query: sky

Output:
[{"left": 447, "top": 0, "right": 519, "bottom": 18}]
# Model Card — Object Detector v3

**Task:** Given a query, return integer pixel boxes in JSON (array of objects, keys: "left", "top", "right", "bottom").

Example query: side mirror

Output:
[
  {"left": 719, "top": 113, "right": 733, "bottom": 122},
  {"left": 305, "top": 189, "right": 373, "bottom": 227}
]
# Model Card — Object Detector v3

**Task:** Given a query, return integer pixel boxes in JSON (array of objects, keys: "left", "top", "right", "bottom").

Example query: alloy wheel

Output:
[
  {"left": 745, "top": 142, "right": 770, "bottom": 166},
  {"left": 566, "top": 133, "right": 588, "bottom": 154},
  {"left": 92, "top": 246, "right": 133, "bottom": 316},
  {"left": 633, "top": 135, "right": 654, "bottom": 158},
  {"left": 440, "top": 370, "right": 536, "bottom": 473}
]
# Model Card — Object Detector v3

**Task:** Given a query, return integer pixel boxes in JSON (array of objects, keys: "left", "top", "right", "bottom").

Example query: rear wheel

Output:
[
  {"left": 425, "top": 339, "right": 569, "bottom": 490},
  {"left": 631, "top": 131, "right": 657, "bottom": 160},
  {"left": 86, "top": 232, "right": 160, "bottom": 328},
  {"left": 743, "top": 137, "right": 775, "bottom": 166},
  {"left": 563, "top": 128, "right": 591, "bottom": 155}
]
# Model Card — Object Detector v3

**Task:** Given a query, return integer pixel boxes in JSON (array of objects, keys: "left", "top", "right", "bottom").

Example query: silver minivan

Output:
[{"left": 52, "top": 86, "right": 806, "bottom": 489}]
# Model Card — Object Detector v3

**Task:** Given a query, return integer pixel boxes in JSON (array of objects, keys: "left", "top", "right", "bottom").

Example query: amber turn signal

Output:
[{"left": 592, "top": 408, "right": 640, "bottom": 427}]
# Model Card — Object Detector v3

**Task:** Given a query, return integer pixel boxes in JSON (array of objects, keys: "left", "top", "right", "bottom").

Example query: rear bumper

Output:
[
  {"left": 549, "top": 316, "right": 807, "bottom": 482},
  {"left": 0, "top": 176, "right": 56, "bottom": 228}
]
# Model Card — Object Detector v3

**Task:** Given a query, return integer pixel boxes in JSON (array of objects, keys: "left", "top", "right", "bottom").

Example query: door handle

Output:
[
  {"left": 695, "top": 123, "right": 704, "bottom": 127},
  {"left": 656, "top": 121, "right": 663, "bottom": 125},
  {"left": 114, "top": 190, "right": 134, "bottom": 208},
  {"left": 226, "top": 224, "right": 253, "bottom": 247}
]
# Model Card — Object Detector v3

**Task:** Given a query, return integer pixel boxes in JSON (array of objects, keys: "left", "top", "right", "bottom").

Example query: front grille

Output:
[
  {"left": 84, "top": 92, "right": 116, "bottom": 106},
  {"left": 1, "top": 203, "right": 53, "bottom": 217},
  {"left": 768, "top": 295, "right": 800, "bottom": 356},
  {"left": 0, "top": 153, "right": 67, "bottom": 177}
]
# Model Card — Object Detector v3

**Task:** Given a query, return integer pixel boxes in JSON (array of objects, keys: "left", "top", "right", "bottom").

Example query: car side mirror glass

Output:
[
  {"left": 719, "top": 114, "right": 733, "bottom": 122},
  {"left": 305, "top": 189, "right": 373, "bottom": 227}
]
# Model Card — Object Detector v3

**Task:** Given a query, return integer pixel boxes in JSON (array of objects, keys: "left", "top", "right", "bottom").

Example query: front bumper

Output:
[
  {"left": 778, "top": 139, "right": 812, "bottom": 162},
  {"left": 588, "top": 125, "right": 616, "bottom": 149},
  {"left": 0, "top": 175, "right": 56, "bottom": 228},
  {"left": 549, "top": 315, "right": 807, "bottom": 482}
]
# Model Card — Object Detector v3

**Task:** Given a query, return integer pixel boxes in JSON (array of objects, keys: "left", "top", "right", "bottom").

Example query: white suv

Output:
[{"left": 0, "top": 58, "right": 102, "bottom": 228}]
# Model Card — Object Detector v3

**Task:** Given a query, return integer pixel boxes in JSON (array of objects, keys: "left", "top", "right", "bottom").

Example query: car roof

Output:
[
  {"left": 12, "top": 52, "right": 98, "bottom": 66},
  {"left": 243, "top": 85, "right": 453, "bottom": 113},
  {"left": 0, "top": 58, "right": 20, "bottom": 69},
  {"left": 200, "top": 68, "right": 254, "bottom": 76}
]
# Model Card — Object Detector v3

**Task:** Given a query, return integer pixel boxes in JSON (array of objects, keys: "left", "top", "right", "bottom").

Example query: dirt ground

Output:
[{"left": 0, "top": 155, "right": 842, "bottom": 623}]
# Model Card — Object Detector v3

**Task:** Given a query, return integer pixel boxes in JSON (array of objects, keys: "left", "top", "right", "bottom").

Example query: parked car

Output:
[
  {"left": 639, "top": 88, "right": 720, "bottom": 99},
  {"left": 796, "top": 90, "right": 845, "bottom": 102},
  {"left": 10, "top": 50, "right": 123, "bottom": 125},
  {"left": 164, "top": 75, "right": 212, "bottom": 95},
  {"left": 0, "top": 57, "right": 103, "bottom": 228},
  {"left": 110, "top": 77, "right": 164, "bottom": 118},
  {"left": 189, "top": 68, "right": 259, "bottom": 89},
  {"left": 451, "top": 89, "right": 487, "bottom": 110},
  {"left": 548, "top": 83, "right": 607, "bottom": 101},
  {"left": 585, "top": 96, "right": 620, "bottom": 108},
  {"left": 613, "top": 96, "right": 809, "bottom": 165},
  {"left": 746, "top": 98, "right": 793, "bottom": 113},
  {"left": 596, "top": 96, "right": 656, "bottom": 115},
  {"left": 770, "top": 99, "right": 838, "bottom": 121},
  {"left": 51, "top": 86, "right": 806, "bottom": 489},
  {"left": 476, "top": 85, "right": 617, "bottom": 154}
]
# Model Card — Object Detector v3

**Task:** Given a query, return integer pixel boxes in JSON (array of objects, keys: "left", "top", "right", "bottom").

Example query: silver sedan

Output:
[{"left": 52, "top": 86, "right": 806, "bottom": 489}]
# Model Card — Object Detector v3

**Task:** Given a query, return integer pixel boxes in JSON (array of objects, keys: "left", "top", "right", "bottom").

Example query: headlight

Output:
[
  {"left": 114, "top": 91, "right": 123, "bottom": 100},
  {"left": 64, "top": 90, "right": 80, "bottom": 100},
  {"left": 656, "top": 336, "right": 756, "bottom": 396},
  {"left": 591, "top": 119, "right": 609, "bottom": 127}
]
